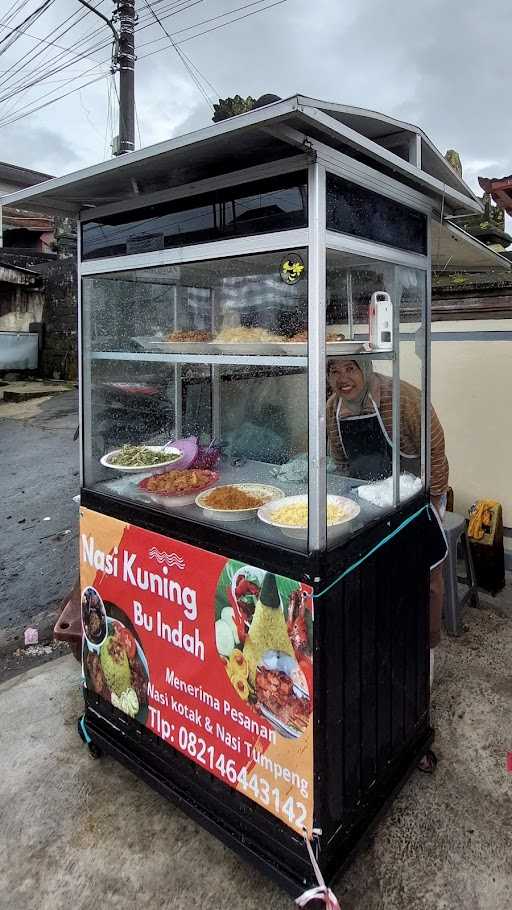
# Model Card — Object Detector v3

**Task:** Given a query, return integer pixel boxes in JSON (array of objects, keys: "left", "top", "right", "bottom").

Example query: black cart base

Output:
[
  {"left": 82, "top": 698, "right": 433, "bottom": 898},
  {"left": 78, "top": 491, "right": 438, "bottom": 898}
]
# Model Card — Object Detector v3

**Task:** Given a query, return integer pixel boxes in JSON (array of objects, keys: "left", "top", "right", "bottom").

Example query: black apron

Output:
[
  {"left": 335, "top": 396, "right": 420, "bottom": 482},
  {"left": 336, "top": 397, "right": 446, "bottom": 568}
]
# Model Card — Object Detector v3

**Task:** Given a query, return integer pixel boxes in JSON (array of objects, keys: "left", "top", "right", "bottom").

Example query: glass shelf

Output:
[{"left": 89, "top": 346, "right": 395, "bottom": 366}]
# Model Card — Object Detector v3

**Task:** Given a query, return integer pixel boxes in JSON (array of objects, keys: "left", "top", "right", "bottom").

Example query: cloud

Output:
[
  {"left": 0, "top": 122, "right": 81, "bottom": 176},
  {"left": 0, "top": 0, "right": 510, "bottom": 200}
]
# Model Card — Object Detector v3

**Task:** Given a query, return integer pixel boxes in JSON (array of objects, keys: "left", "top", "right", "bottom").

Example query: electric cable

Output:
[
  {"left": 0, "top": 0, "right": 56, "bottom": 56},
  {"left": 0, "top": 0, "right": 34, "bottom": 30},
  {"left": 140, "top": 0, "right": 215, "bottom": 111},
  {"left": 138, "top": 0, "right": 277, "bottom": 37},
  {"left": 0, "top": 27, "right": 109, "bottom": 95},
  {"left": 137, "top": 0, "right": 290, "bottom": 60},
  {"left": 0, "top": 1, "right": 108, "bottom": 91},
  {"left": 0, "top": 0, "right": 292, "bottom": 128},
  {"left": 0, "top": 71, "right": 108, "bottom": 128}
]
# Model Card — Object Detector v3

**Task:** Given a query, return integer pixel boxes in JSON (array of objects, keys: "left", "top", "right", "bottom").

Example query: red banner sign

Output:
[{"left": 80, "top": 508, "right": 314, "bottom": 833}]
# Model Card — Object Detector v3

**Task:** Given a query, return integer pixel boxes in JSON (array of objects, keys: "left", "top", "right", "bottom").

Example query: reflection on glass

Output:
[
  {"left": 326, "top": 172, "right": 427, "bottom": 255},
  {"left": 82, "top": 361, "right": 309, "bottom": 552},
  {"left": 326, "top": 249, "right": 394, "bottom": 342},
  {"left": 82, "top": 173, "right": 307, "bottom": 260},
  {"left": 83, "top": 250, "right": 309, "bottom": 352},
  {"left": 324, "top": 253, "right": 428, "bottom": 548},
  {"left": 82, "top": 255, "right": 310, "bottom": 551}
]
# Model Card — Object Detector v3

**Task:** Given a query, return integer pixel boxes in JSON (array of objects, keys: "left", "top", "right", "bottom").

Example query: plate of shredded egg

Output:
[{"left": 258, "top": 494, "right": 360, "bottom": 539}]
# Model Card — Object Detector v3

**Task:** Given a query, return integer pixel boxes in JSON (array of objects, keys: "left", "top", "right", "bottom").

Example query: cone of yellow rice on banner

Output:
[{"left": 243, "top": 572, "right": 294, "bottom": 686}]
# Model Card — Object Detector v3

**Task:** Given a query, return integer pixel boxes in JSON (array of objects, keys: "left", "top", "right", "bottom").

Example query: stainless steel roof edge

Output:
[
  {"left": 0, "top": 96, "right": 304, "bottom": 210},
  {"left": 297, "top": 95, "right": 422, "bottom": 136},
  {"left": 294, "top": 106, "right": 483, "bottom": 215},
  {"left": 296, "top": 96, "right": 479, "bottom": 204},
  {"left": 265, "top": 123, "right": 434, "bottom": 215},
  {"left": 441, "top": 220, "right": 512, "bottom": 270},
  {"left": 419, "top": 134, "right": 480, "bottom": 204}
]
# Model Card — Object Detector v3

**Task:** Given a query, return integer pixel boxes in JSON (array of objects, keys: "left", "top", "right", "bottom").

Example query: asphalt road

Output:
[{"left": 0, "top": 390, "right": 79, "bottom": 654}]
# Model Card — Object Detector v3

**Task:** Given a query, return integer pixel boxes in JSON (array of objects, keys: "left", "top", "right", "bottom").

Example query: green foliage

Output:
[{"left": 212, "top": 95, "right": 256, "bottom": 123}]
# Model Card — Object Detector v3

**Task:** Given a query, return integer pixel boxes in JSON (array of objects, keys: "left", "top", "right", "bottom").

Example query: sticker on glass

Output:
[{"left": 280, "top": 253, "right": 305, "bottom": 285}]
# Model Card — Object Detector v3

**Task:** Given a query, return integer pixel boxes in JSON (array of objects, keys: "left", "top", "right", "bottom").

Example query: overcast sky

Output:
[{"left": 0, "top": 0, "right": 511, "bottom": 200}]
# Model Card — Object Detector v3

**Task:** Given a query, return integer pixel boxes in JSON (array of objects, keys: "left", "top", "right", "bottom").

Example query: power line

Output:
[
  {"left": 0, "top": 5, "right": 109, "bottom": 95},
  {"left": 0, "top": 38, "right": 111, "bottom": 105},
  {"left": 0, "top": 1, "right": 33, "bottom": 29},
  {"left": 0, "top": 72, "right": 108, "bottom": 128},
  {"left": 0, "top": 0, "right": 259, "bottom": 100},
  {"left": 136, "top": 0, "right": 290, "bottom": 60},
  {"left": 135, "top": 0, "right": 206, "bottom": 30},
  {"left": 138, "top": 0, "right": 275, "bottom": 38},
  {"left": 0, "top": 0, "right": 292, "bottom": 129},
  {"left": 0, "top": 0, "right": 56, "bottom": 56},
  {"left": 135, "top": 100, "right": 143, "bottom": 148},
  {"left": 178, "top": 0, "right": 290, "bottom": 45},
  {"left": 140, "top": 0, "right": 215, "bottom": 111}
]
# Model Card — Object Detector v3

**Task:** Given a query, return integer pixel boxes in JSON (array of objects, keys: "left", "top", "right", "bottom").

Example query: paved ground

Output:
[
  {"left": 0, "top": 387, "right": 79, "bottom": 655},
  {"left": 1, "top": 586, "right": 510, "bottom": 910}
]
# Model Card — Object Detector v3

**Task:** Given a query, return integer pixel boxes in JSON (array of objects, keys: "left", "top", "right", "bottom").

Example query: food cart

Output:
[{"left": 3, "top": 97, "right": 481, "bottom": 899}]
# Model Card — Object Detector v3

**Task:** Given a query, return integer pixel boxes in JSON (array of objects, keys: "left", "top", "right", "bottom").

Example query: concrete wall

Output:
[
  {"left": 0, "top": 285, "right": 44, "bottom": 331},
  {"left": 0, "top": 249, "right": 77, "bottom": 379},
  {"left": 398, "top": 320, "right": 512, "bottom": 554}
]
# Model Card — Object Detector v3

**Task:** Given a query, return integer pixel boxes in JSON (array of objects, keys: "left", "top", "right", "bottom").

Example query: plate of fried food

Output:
[
  {"left": 138, "top": 468, "right": 219, "bottom": 506},
  {"left": 133, "top": 330, "right": 212, "bottom": 353},
  {"left": 195, "top": 483, "right": 284, "bottom": 521},
  {"left": 278, "top": 329, "right": 364, "bottom": 355},
  {"left": 209, "top": 326, "right": 288, "bottom": 354}
]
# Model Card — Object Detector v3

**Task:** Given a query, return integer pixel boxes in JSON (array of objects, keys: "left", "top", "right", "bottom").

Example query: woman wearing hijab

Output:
[
  {"left": 326, "top": 356, "right": 448, "bottom": 508},
  {"left": 326, "top": 356, "right": 448, "bottom": 768}
]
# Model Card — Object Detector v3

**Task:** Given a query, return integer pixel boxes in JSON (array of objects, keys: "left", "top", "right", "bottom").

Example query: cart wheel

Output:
[
  {"left": 77, "top": 716, "right": 88, "bottom": 745},
  {"left": 87, "top": 742, "right": 102, "bottom": 760},
  {"left": 418, "top": 749, "right": 437, "bottom": 773}
]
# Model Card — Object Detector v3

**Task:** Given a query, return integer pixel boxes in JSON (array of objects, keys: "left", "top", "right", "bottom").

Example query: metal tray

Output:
[
  {"left": 133, "top": 337, "right": 365, "bottom": 356},
  {"left": 207, "top": 342, "right": 287, "bottom": 355},
  {"left": 133, "top": 336, "right": 212, "bottom": 354}
]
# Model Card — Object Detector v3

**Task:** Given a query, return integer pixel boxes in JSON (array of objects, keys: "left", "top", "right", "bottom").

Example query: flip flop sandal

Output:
[{"left": 417, "top": 749, "right": 438, "bottom": 773}]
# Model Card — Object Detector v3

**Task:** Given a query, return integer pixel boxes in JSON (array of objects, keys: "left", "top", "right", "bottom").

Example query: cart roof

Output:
[{"left": 0, "top": 95, "right": 482, "bottom": 216}]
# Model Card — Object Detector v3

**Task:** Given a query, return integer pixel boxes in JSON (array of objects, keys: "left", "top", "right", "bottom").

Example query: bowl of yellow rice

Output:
[{"left": 258, "top": 494, "right": 360, "bottom": 539}]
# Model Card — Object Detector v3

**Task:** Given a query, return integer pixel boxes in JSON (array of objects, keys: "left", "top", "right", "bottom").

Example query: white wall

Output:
[{"left": 399, "top": 321, "right": 512, "bottom": 532}]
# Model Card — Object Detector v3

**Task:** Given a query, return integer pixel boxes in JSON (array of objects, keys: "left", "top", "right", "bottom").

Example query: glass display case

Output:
[
  {"left": 81, "top": 180, "right": 429, "bottom": 556},
  {"left": 8, "top": 98, "right": 476, "bottom": 901}
]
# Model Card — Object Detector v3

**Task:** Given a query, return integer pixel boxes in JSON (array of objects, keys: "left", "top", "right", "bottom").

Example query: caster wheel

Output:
[
  {"left": 418, "top": 748, "right": 438, "bottom": 774},
  {"left": 77, "top": 716, "right": 101, "bottom": 759},
  {"left": 77, "top": 716, "right": 88, "bottom": 744},
  {"left": 87, "top": 742, "right": 102, "bottom": 760}
]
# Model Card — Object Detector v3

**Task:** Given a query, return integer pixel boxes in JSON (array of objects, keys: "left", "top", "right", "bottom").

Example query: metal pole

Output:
[
  {"left": 307, "top": 162, "right": 327, "bottom": 553},
  {"left": 392, "top": 266, "right": 401, "bottom": 508},
  {"left": 116, "top": 0, "right": 135, "bottom": 154}
]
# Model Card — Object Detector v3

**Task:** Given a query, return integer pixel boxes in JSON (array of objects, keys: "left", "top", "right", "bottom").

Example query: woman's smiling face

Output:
[{"left": 328, "top": 360, "right": 365, "bottom": 401}]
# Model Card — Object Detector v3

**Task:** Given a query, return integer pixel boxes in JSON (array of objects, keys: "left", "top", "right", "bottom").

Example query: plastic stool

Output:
[{"left": 442, "top": 511, "right": 480, "bottom": 635}]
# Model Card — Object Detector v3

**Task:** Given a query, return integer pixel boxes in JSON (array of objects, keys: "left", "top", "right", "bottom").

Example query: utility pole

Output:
[
  {"left": 115, "top": 0, "right": 135, "bottom": 154},
  {"left": 77, "top": 0, "right": 135, "bottom": 156}
]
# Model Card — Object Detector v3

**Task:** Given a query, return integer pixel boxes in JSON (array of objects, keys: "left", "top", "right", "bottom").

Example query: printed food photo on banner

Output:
[
  {"left": 82, "top": 597, "right": 150, "bottom": 723},
  {"left": 81, "top": 585, "right": 107, "bottom": 647},
  {"left": 214, "top": 563, "right": 313, "bottom": 740},
  {"left": 79, "top": 509, "right": 315, "bottom": 833}
]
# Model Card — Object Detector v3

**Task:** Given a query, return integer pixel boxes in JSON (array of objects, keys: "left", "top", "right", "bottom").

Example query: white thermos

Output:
[{"left": 369, "top": 291, "right": 393, "bottom": 351}]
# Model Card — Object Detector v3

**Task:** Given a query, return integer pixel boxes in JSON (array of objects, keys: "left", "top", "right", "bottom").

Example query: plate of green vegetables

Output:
[{"left": 100, "top": 444, "right": 183, "bottom": 473}]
